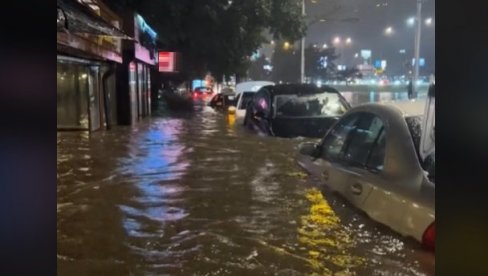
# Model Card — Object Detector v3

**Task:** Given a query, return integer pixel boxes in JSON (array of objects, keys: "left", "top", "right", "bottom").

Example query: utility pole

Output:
[
  {"left": 412, "top": 0, "right": 422, "bottom": 98},
  {"left": 300, "top": 0, "right": 306, "bottom": 83}
]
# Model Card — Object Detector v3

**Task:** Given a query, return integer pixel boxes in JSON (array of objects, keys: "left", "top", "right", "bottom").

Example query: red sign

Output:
[{"left": 158, "top": 52, "right": 175, "bottom": 72}]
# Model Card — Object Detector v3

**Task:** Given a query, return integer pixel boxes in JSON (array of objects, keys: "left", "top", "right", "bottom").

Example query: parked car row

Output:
[{"left": 208, "top": 81, "right": 435, "bottom": 253}]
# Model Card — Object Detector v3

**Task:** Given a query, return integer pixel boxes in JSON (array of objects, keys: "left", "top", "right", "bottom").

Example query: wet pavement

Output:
[{"left": 57, "top": 91, "right": 434, "bottom": 275}]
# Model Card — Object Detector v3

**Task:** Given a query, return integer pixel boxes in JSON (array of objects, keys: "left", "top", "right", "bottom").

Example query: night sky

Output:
[{"left": 264, "top": 0, "right": 435, "bottom": 76}]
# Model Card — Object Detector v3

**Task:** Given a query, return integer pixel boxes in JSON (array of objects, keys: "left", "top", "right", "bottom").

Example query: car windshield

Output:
[
  {"left": 405, "top": 115, "right": 435, "bottom": 183},
  {"left": 239, "top": 92, "right": 254, "bottom": 110},
  {"left": 274, "top": 92, "right": 347, "bottom": 117},
  {"left": 405, "top": 116, "right": 422, "bottom": 155}
]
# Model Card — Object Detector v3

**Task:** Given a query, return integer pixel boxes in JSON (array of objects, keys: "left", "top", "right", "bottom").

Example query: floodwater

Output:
[{"left": 57, "top": 91, "right": 434, "bottom": 275}]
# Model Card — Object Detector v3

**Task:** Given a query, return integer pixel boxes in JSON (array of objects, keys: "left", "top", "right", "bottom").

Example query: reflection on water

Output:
[
  {"left": 298, "top": 188, "right": 365, "bottom": 274},
  {"left": 57, "top": 93, "right": 434, "bottom": 275}
]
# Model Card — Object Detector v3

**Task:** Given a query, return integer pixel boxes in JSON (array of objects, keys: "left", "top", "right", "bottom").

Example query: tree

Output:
[
  {"left": 103, "top": 0, "right": 306, "bottom": 82},
  {"left": 248, "top": 55, "right": 271, "bottom": 81},
  {"left": 304, "top": 45, "right": 340, "bottom": 82},
  {"left": 270, "top": 43, "right": 341, "bottom": 83},
  {"left": 270, "top": 44, "right": 300, "bottom": 83}
]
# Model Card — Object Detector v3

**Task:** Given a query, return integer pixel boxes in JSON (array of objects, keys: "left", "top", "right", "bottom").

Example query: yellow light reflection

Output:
[{"left": 298, "top": 188, "right": 365, "bottom": 274}]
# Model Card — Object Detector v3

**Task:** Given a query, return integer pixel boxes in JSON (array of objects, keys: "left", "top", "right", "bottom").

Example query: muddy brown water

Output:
[{"left": 57, "top": 91, "right": 433, "bottom": 275}]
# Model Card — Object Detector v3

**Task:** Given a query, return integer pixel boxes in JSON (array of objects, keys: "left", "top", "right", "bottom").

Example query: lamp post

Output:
[
  {"left": 299, "top": 0, "right": 358, "bottom": 83},
  {"left": 412, "top": 0, "right": 422, "bottom": 99},
  {"left": 301, "top": 0, "right": 306, "bottom": 83}
]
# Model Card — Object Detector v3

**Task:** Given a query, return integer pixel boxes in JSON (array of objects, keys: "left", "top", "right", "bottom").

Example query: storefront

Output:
[
  {"left": 116, "top": 14, "right": 158, "bottom": 125},
  {"left": 57, "top": 0, "right": 127, "bottom": 131}
]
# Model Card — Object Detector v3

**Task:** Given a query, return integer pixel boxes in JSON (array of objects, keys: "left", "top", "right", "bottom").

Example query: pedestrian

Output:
[{"left": 407, "top": 80, "right": 413, "bottom": 99}]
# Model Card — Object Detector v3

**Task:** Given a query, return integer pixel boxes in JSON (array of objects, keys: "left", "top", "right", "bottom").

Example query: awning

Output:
[{"left": 57, "top": 0, "right": 132, "bottom": 39}]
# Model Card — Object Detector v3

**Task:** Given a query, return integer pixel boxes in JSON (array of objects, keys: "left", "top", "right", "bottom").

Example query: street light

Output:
[
  {"left": 300, "top": 0, "right": 306, "bottom": 83},
  {"left": 425, "top": 17, "right": 433, "bottom": 26},
  {"left": 412, "top": 0, "right": 422, "bottom": 99},
  {"left": 322, "top": 43, "right": 328, "bottom": 49},
  {"left": 283, "top": 41, "right": 290, "bottom": 50},
  {"left": 333, "top": 36, "right": 341, "bottom": 44},
  {"left": 384, "top": 26, "right": 394, "bottom": 35},
  {"left": 407, "top": 17, "right": 415, "bottom": 26},
  {"left": 345, "top": 37, "right": 352, "bottom": 44}
]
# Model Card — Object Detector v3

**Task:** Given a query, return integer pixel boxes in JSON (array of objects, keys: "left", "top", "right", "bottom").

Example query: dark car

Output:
[
  {"left": 209, "top": 93, "right": 237, "bottom": 109},
  {"left": 243, "top": 84, "right": 351, "bottom": 138}
]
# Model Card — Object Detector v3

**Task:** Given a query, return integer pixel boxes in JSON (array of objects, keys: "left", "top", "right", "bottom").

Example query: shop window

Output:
[{"left": 57, "top": 62, "right": 89, "bottom": 129}]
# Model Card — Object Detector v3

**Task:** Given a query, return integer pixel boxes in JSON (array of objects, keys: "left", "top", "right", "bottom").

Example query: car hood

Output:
[
  {"left": 420, "top": 84, "right": 435, "bottom": 161},
  {"left": 271, "top": 116, "right": 340, "bottom": 138}
]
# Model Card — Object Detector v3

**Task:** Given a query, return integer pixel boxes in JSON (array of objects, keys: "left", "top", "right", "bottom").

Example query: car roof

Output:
[
  {"left": 265, "top": 83, "right": 341, "bottom": 96},
  {"left": 379, "top": 100, "right": 426, "bottom": 117},
  {"left": 235, "top": 81, "right": 275, "bottom": 94}
]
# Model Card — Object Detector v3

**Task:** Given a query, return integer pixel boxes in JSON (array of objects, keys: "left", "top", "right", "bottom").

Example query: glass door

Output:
[
  {"left": 57, "top": 61, "right": 89, "bottom": 130},
  {"left": 137, "top": 62, "right": 144, "bottom": 118},
  {"left": 129, "top": 61, "right": 138, "bottom": 124}
]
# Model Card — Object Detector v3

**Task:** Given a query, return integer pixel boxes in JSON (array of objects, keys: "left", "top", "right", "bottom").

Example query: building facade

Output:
[
  {"left": 57, "top": 0, "right": 126, "bottom": 131},
  {"left": 116, "top": 13, "right": 158, "bottom": 125}
]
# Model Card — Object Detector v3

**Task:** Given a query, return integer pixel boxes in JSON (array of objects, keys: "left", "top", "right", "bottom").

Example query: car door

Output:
[
  {"left": 300, "top": 113, "right": 361, "bottom": 192},
  {"left": 339, "top": 113, "right": 386, "bottom": 208},
  {"left": 341, "top": 114, "right": 411, "bottom": 233},
  {"left": 249, "top": 90, "right": 272, "bottom": 134}
]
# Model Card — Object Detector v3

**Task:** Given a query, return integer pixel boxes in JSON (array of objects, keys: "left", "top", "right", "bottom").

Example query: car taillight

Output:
[{"left": 422, "top": 222, "right": 435, "bottom": 252}]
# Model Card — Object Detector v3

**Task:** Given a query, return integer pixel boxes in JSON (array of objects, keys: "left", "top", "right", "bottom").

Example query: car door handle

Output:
[{"left": 351, "top": 183, "right": 362, "bottom": 195}]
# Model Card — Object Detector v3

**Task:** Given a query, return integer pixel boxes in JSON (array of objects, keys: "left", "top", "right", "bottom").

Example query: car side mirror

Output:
[{"left": 299, "top": 142, "right": 319, "bottom": 157}]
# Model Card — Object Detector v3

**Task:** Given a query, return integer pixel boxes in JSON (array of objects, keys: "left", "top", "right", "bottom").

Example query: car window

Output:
[
  {"left": 274, "top": 92, "right": 347, "bottom": 117},
  {"left": 253, "top": 90, "right": 271, "bottom": 116},
  {"left": 239, "top": 92, "right": 254, "bottom": 110},
  {"left": 321, "top": 114, "right": 360, "bottom": 161},
  {"left": 342, "top": 114, "right": 385, "bottom": 168},
  {"left": 405, "top": 116, "right": 422, "bottom": 159},
  {"left": 366, "top": 129, "right": 386, "bottom": 171}
]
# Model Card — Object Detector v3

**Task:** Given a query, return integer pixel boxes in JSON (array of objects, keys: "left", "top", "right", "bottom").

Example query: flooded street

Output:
[{"left": 58, "top": 91, "right": 433, "bottom": 275}]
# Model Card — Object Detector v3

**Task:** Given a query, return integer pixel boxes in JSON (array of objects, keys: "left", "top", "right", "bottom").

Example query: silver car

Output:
[{"left": 296, "top": 85, "right": 435, "bottom": 252}]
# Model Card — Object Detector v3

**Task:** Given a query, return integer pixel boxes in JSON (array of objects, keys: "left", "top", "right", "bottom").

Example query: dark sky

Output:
[{"left": 265, "top": 0, "right": 435, "bottom": 76}]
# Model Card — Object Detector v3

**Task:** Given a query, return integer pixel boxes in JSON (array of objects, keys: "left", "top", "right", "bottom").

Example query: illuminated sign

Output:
[
  {"left": 374, "top": 60, "right": 381, "bottom": 69},
  {"left": 135, "top": 14, "right": 157, "bottom": 41},
  {"left": 158, "top": 52, "right": 175, "bottom": 72},
  {"left": 360, "top": 49, "right": 372, "bottom": 60},
  {"left": 412, "top": 58, "right": 426, "bottom": 67}
]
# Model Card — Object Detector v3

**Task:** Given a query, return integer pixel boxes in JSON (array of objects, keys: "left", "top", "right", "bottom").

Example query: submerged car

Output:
[
  {"left": 243, "top": 84, "right": 351, "bottom": 138},
  {"left": 209, "top": 89, "right": 237, "bottom": 110},
  {"left": 296, "top": 84, "right": 435, "bottom": 251}
]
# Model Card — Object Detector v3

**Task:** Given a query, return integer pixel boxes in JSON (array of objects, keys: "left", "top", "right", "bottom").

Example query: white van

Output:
[{"left": 231, "top": 81, "right": 274, "bottom": 122}]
